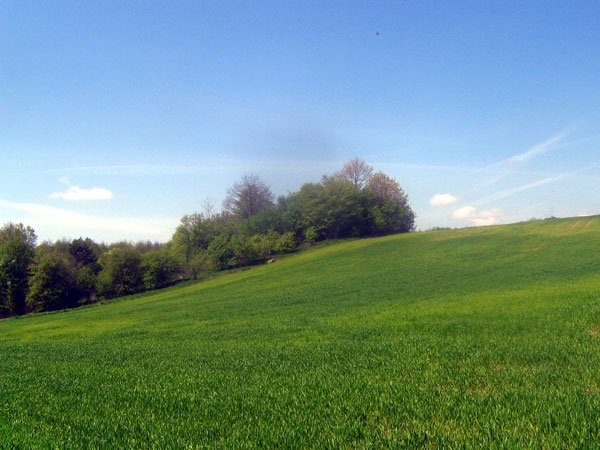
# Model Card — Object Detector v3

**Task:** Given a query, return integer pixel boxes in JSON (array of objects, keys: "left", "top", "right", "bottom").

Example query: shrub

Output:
[
  {"left": 27, "top": 252, "right": 79, "bottom": 312},
  {"left": 142, "top": 250, "right": 180, "bottom": 290},
  {"left": 275, "top": 232, "right": 296, "bottom": 253},
  {"left": 98, "top": 247, "right": 144, "bottom": 298}
]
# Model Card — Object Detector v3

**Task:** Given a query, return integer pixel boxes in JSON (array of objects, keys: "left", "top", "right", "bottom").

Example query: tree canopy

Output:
[
  {"left": 223, "top": 174, "right": 274, "bottom": 219},
  {"left": 0, "top": 158, "right": 415, "bottom": 318}
]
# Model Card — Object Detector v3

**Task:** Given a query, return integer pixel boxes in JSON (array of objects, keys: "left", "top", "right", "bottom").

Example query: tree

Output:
[
  {"left": 238, "top": 208, "right": 289, "bottom": 236},
  {"left": 0, "top": 222, "right": 36, "bottom": 248},
  {"left": 325, "top": 157, "right": 374, "bottom": 190},
  {"left": 69, "top": 237, "right": 98, "bottom": 267},
  {"left": 207, "top": 234, "right": 234, "bottom": 270},
  {"left": 26, "top": 251, "right": 79, "bottom": 313},
  {"left": 224, "top": 174, "right": 274, "bottom": 219},
  {"left": 291, "top": 181, "right": 368, "bottom": 240},
  {"left": 97, "top": 246, "right": 144, "bottom": 298},
  {"left": 274, "top": 232, "right": 296, "bottom": 253},
  {"left": 367, "top": 172, "right": 416, "bottom": 233},
  {"left": 141, "top": 249, "right": 180, "bottom": 290},
  {"left": 172, "top": 213, "right": 223, "bottom": 256},
  {"left": 171, "top": 212, "right": 233, "bottom": 279},
  {"left": 367, "top": 172, "right": 403, "bottom": 202},
  {"left": 0, "top": 223, "right": 37, "bottom": 317}
]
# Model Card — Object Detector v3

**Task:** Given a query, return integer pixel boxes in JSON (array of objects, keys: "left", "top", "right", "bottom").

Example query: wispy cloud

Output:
[
  {"left": 0, "top": 198, "right": 177, "bottom": 239},
  {"left": 429, "top": 193, "right": 459, "bottom": 207},
  {"left": 58, "top": 176, "right": 69, "bottom": 184},
  {"left": 475, "top": 173, "right": 570, "bottom": 206},
  {"left": 505, "top": 132, "right": 568, "bottom": 164},
  {"left": 50, "top": 186, "right": 114, "bottom": 201},
  {"left": 463, "top": 171, "right": 512, "bottom": 195},
  {"left": 473, "top": 130, "right": 571, "bottom": 175}
]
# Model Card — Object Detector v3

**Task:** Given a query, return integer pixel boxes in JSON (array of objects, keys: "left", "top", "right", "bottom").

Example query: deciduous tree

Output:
[
  {"left": 325, "top": 157, "right": 374, "bottom": 190},
  {"left": 224, "top": 174, "right": 274, "bottom": 219},
  {"left": 0, "top": 223, "right": 36, "bottom": 316}
]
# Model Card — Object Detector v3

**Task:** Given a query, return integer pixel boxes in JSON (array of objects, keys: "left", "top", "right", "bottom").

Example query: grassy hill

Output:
[{"left": 2, "top": 216, "right": 600, "bottom": 448}]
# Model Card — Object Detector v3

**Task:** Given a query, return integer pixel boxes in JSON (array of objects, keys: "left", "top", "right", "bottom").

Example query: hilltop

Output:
[{"left": 1, "top": 216, "right": 600, "bottom": 448}]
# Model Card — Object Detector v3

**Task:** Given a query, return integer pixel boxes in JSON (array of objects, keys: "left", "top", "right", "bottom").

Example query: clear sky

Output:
[{"left": 2, "top": 1, "right": 599, "bottom": 242}]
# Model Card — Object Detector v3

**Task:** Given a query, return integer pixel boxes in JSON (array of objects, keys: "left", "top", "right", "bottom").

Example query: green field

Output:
[{"left": 2, "top": 216, "right": 600, "bottom": 448}]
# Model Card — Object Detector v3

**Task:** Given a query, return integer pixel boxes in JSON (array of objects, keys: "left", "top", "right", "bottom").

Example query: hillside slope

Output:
[{"left": 2, "top": 217, "right": 600, "bottom": 448}]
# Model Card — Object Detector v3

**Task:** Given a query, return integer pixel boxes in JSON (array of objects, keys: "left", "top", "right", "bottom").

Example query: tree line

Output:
[{"left": 0, "top": 158, "right": 415, "bottom": 318}]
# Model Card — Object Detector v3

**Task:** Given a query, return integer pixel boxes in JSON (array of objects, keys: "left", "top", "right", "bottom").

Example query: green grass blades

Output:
[{"left": 2, "top": 216, "right": 600, "bottom": 448}]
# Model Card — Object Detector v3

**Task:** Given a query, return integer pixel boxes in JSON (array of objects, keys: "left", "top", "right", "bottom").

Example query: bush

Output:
[
  {"left": 98, "top": 247, "right": 144, "bottom": 299},
  {"left": 142, "top": 250, "right": 180, "bottom": 290},
  {"left": 304, "top": 227, "right": 319, "bottom": 244},
  {"left": 0, "top": 225, "right": 36, "bottom": 317},
  {"left": 275, "top": 232, "right": 296, "bottom": 253},
  {"left": 229, "top": 234, "right": 260, "bottom": 267},
  {"left": 207, "top": 234, "right": 234, "bottom": 270},
  {"left": 27, "top": 252, "right": 80, "bottom": 312},
  {"left": 186, "top": 251, "right": 214, "bottom": 279}
]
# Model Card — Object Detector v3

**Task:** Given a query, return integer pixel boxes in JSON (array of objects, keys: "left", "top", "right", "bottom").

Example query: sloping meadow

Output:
[{"left": 2, "top": 217, "right": 600, "bottom": 448}]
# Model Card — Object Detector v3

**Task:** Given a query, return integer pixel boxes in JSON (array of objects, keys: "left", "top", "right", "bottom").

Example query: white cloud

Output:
[
  {"left": 430, "top": 193, "right": 459, "bottom": 207},
  {"left": 451, "top": 205, "right": 503, "bottom": 226},
  {"left": 451, "top": 206, "right": 476, "bottom": 219},
  {"left": 0, "top": 198, "right": 177, "bottom": 241},
  {"left": 50, "top": 186, "right": 114, "bottom": 201}
]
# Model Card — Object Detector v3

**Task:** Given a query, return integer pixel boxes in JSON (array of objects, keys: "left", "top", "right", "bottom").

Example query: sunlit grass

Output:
[{"left": 2, "top": 217, "right": 600, "bottom": 447}]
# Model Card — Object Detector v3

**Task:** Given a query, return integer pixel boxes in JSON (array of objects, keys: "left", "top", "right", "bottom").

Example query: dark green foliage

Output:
[
  {"left": 0, "top": 240, "right": 34, "bottom": 316},
  {"left": 141, "top": 249, "right": 180, "bottom": 290},
  {"left": 77, "top": 263, "right": 101, "bottom": 302},
  {"left": 0, "top": 223, "right": 36, "bottom": 317},
  {"left": 26, "top": 251, "right": 79, "bottom": 312},
  {"left": 98, "top": 247, "right": 144, "bottom": 298},
  {"left": 238, "top": 208, "right": 289, "bottom": 235},
  {"left": 289, "top": 181, "right": 371, "bottom": 239},
  {"left": 367, "top": 171, "right": 415, "bottom": 233},
  {"left": 69, "top": 237, "right": 98, "bottom": 267}
]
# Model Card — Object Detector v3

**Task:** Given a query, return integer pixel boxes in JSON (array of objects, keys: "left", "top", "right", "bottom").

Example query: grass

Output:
[{"left": 2, "top": 216, "right": 600, "bottom": 448}]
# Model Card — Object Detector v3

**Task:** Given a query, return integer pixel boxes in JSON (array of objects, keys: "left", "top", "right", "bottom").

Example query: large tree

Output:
[
  {"left": 97, "top": 246, "right": 144, "bottom": 298},
  {"left": 0, "top": 223, "right": 37, "bottom": 316},
  {"left": 224, "top": 174, "right": 274, "bottom": 219},
  {"left": 367, "top": 172, "right": 416, "bottom": 233},
  {"left": 26, "top": 250, "right": 80, "bottom": 313},
  {"left": 367, "top": 172, "right": 407, "bottom": 202}
]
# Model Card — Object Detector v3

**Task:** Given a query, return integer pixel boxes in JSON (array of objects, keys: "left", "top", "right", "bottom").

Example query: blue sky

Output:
[{"left": 2, "top": 1, "right": 599, "bottom": 242}]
